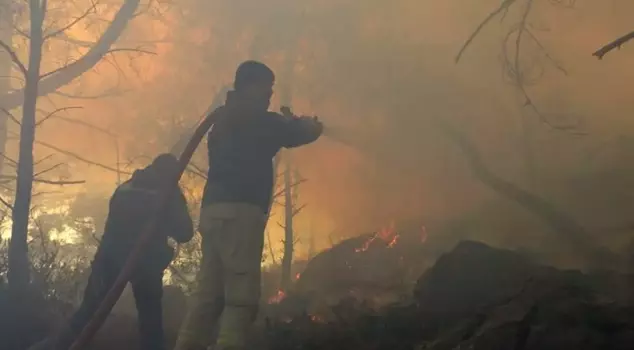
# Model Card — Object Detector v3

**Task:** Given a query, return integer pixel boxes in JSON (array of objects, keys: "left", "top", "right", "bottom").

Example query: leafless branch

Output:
[
  {"left": 185, "top": 164, "right": 207, "bottom": 180},
  {"left": 292, "top": 203, "right": 306, "bottom": 217},
  {"left": 38, "top": 47, "right": 156, "bottom": 80},
  {"left": 0, "top": 195, "right": 13, "bottom": 210},
  {"left": 0, "top": 107, "right": 21, "bottom": 125},
  {"left": 455, "top": 0, "right": 519, "bottom": 63},
  {"left": 13, "top": 25, "right": 30, "bottom": 40},
  {"left": 0, "top": 173, "right": 84, "bottom": 185},
  {"left": 43, "top": 0, "right": 99, "bottom": 41},
  {"left": 23, "top": 135, "right": 130, "bottom": 175},
  {"left": 266, "top": 230, "right": 278, "bottom": 265},
  {"left": 188, "top": 162, "right": 207, "bottom": 177},
  {"left": 0, "top": 39, "right": 28, "bottom": 76},
  {"left": 34, "top": 154, "right": 55, "bottom": 166},
  {"left": 53, "top": 32, "right": 172, "bottom": 48},
  {"left": 33, "top": 163, "right": 63, "bottom": 177},
  {"left": 524, "top": 29, "right": 567, "bottom": 75},
  {"left": 272, "top": 178, "right": 307, "bottom": 199},
  {"left": 39, "top": 113, "right": 117, "bottom": 137},
  {"left": 593, "top": 31, "right": 634, "bottom": 60},
  {"left": 0, "top": 153, "right": 18, "bottom": 167},
  {"left": 35, "top": 106, "right": 83, "bottom": 126},
  {"left": 52, "top": 87, "right": 130, "bottom": 100},
  {"left": 33, "top": 178, "right": 85, "bottom": 185}
]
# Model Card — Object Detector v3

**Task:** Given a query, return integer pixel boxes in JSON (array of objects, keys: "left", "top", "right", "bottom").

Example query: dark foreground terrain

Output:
[{"left": 2, "top": 237, "right": 634, "bottom": 350}]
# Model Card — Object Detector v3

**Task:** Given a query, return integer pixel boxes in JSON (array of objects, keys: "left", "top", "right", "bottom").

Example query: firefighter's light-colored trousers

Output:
[{"left": 174, "top": 203, "right": 267, "bottom": 350}]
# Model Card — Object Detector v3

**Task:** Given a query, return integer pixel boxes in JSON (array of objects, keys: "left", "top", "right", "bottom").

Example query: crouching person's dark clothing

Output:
[{"left": 52, "top": 167, "right": 194, "bottom": 350}]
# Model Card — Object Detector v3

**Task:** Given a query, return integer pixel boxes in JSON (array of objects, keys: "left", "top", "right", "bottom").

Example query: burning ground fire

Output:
[
  {"left": 355, "top": 221, "right": 399, "bottom": 253},
  {"left": 266, "top": 223, "right": 428, "bottom": 305}
]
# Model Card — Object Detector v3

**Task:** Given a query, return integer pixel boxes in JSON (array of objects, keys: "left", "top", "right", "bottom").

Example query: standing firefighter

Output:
[
  {"left": 175, "top": 61, "right": 323, "bottom": 350},
  {"left": 49, "top": 154, "right": 194, "bottom": 350}
]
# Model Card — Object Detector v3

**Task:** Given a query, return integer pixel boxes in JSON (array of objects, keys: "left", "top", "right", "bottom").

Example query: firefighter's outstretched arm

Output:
[{"left": 277, "top": 106, "right": 324, "bottom": 148}]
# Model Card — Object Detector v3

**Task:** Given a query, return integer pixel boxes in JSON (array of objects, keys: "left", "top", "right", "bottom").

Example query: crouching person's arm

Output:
[{"left": 167, "top": 187, "right": 195, "bottom": 244}]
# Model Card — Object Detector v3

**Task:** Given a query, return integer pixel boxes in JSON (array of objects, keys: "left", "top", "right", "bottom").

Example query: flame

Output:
[
  {"left": 355, "top": 235, "right": 377, "bottom": 253},
  {"left": 355, "top": 220, "right": 400, "bottom": 252},
  {"left": 295, "top": 272, "right": 301, "bottom": 281},
  {"left": 387, "top": 234, "right": 399, "bottom": 248},
  {"left": 268, "top": 289, "right": 286, "bottom": 304}
]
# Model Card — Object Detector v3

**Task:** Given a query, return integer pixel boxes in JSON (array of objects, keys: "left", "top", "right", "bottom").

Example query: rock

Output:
[{"left": 414, "top": 240, "right": 634, "bottom": 350}]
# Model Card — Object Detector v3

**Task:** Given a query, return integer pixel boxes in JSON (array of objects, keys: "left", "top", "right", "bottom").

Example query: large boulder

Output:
[{"left": 414, "top": 241, "right": 634, "bottom": 350}]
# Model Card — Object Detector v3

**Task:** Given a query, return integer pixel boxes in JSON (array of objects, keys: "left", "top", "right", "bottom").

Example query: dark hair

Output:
[
  {"left": 151, "top": 153, "right": 179, "bottom": 175},
  {"left": 234, "top": 60, "right": 275, "bottom": 91}
]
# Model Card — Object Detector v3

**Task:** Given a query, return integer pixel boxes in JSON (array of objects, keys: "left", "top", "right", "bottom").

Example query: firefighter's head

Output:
[
  {"left": 233, "top": 60, "right": 274, "bottom": 112},
  {"left": 150, "top": 153, "right": 179, "bottom": 184}
]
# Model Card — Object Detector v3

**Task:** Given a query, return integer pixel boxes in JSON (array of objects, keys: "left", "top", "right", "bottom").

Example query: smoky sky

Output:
[{"left": 23, "top": 0, "right": 634, "bottom": 253}]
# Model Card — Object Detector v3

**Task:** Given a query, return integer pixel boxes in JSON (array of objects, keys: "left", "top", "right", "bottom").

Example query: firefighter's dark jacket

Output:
[
  {"left": 202, "top": 97, "right": 323, "bottom": 214},
  {"left": 99, "top": 167, "right": 194, "bottom": 271}
]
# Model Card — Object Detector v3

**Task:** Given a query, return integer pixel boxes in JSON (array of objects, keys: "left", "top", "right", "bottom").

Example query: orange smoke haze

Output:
[{"left": 9, "top": 0, "right": 634, "bottom": 256}]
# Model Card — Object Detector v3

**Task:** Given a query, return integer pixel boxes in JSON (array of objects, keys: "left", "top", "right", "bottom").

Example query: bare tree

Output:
[
  {"left": 7, "top": 0, "right": 145, "bottom": 292},
  {"left": 277, "top": 150, "right": 306, "bottom": 290}
]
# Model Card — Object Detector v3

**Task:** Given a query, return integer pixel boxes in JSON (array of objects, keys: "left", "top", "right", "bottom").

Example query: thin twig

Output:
[
  {"left": 43, "top": 0, "right": 99, "bottom": 41},
  {"left": 35, "top": 106, "right": 83, "bottom": 126},
  {"left": 52, "top": 88, "right": 130, "bottom": 100},
  {"left": 0, "top": 39, "right": 27, "bottom": 76},
  {"left": 38, "top": 47, "right": 156, "bottom": 79},
  {"left": 34, "top": 178, "right": 85, "bottom": 185},
  {"left": 0, "top": 107, "right": 21, "bottom": 125},
  {"left": 23, "top": 135, "right": 130, "bottom": 175},
  {"left": 33, "top": 163, "right": 63, "bottom": 177},
  {"left": 0, "top": 196, "right": 13, "bottom": 210},
  {"left": 455, "top": 0, "right": 519, "bottom": 63}
]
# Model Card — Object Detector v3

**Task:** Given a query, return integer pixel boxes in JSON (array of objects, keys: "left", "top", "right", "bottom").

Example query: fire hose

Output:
[{"left": 65, "top": 105, "right": 348, "bottom": 349}]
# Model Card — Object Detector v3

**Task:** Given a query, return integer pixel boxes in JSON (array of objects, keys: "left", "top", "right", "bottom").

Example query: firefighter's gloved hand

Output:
[{"left": 299, "top": 115, "right": 323, "bottom": 136}]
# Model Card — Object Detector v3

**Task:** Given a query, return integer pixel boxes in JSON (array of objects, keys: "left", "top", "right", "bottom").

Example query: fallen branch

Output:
[
  {"left": 593, "top": 30, "right": 634, "bottom": 59},
  {"left": 433, "top": 116, "right": 618, "bottom": 269}
]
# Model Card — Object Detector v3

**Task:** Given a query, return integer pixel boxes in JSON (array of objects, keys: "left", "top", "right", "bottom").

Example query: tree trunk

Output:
[
  {"left": 0, "top": 0, "right": 140, "bottom": 111},
  {"left": 281, "top": 151, "right": 294, "bottom": 290},
  {"left": 0, "top": 1, "right": 14, "bottom": 178},
  {"left": 8, "top": 0, "right": 43, "bottom": 292},
  {"left": 434, "top": 118, "right": 620, "bottom": 269},
  {"left": 307, "top": 220, "right": 315, "bottom": 259},
  {"left": 279, "top": 53, "right": 295, "bottom": 289}
]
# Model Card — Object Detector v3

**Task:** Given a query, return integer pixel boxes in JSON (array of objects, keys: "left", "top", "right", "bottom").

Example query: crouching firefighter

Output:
[
  {"left": 49, "top": 154, "right": 194, "bottom": 350},
  {"left": 174, "top": 60, "right": 323, "bottom": 350}
]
